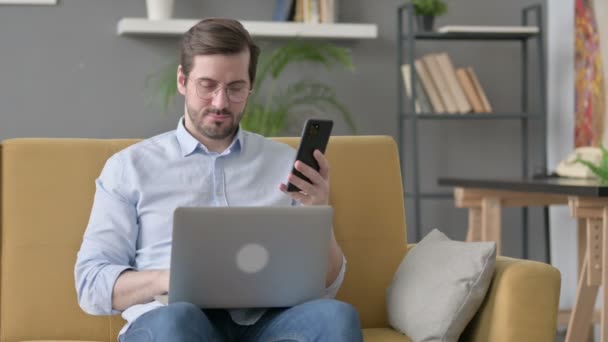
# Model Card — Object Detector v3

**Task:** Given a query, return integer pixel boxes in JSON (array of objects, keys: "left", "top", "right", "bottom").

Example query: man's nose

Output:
[{"left": 211, "top": 87, "right": 229, "bottom": 108}]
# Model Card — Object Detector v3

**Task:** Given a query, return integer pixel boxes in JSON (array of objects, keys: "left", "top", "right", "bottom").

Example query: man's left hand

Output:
[{"left": 280, "top": 150, "right": 330, "bottom": 206}]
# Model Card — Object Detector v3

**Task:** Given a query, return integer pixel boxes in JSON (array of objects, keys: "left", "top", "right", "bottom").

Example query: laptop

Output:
[{"left": 166, "top": 206, "right": 333, "bottom": 308}]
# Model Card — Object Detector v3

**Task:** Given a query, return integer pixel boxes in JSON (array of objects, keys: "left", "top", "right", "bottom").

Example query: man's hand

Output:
[
  {"left": 280, "top": 150, "right": 330, "bottom": 206},
  {"left": 112, "top": 269, "right": 170, "bottom": 311}
]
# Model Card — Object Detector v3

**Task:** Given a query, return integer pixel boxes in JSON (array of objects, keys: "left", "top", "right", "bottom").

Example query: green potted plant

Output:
[
  {"left": 145, "top": 40, "right": 357, "bottom": 137},
  {"left": 411, "top": 0, "right": 448, "bottom": 32},
  {"left": 242, "top": 40, "right": 356, "bottom": 136}
]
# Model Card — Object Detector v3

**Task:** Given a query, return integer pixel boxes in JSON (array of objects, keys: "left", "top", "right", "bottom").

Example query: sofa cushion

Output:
[
  {"left": 386, "top": 229, "right": 496, "bottom": 342},
  {"left": 362, "top": 328, "right": 411, "bottom": 342}
]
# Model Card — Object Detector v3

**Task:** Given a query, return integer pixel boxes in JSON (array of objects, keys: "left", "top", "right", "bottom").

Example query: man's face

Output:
[{"left": 177, "top": 50, "right": 250, "bottom": 142}]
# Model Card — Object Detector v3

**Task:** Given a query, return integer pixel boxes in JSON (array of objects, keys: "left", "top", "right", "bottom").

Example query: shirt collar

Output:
[{"left": 175, "top": 117, "right": 244, "bottom": 157}]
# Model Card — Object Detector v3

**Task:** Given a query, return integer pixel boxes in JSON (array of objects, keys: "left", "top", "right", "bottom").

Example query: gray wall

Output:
[{"left": 0, "top": 0, "right": 547, "bottom": 259}]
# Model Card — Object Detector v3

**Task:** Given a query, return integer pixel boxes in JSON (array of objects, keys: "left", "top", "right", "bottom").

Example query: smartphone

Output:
[{"left": 287, "top": 119, "right": 334, "bottom": 192}]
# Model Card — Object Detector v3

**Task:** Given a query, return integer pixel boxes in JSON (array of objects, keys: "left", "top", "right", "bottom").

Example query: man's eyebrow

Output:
[
  {"left": 228, "top": 80, "right": 248, "bottom": 86},
  {"left": 195, "top": 77, "right": 217, "bottom": 83},
  {"left": 194, "top": 77, "right": 248, "bottom": 86}
]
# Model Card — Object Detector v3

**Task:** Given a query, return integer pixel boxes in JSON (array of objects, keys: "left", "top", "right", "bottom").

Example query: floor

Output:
[
  {"left": 556, "top": 328, "right": 565, "bottom": 342},
  {"left": 555, "top": 326, "right": 598, "bottom": 342}
]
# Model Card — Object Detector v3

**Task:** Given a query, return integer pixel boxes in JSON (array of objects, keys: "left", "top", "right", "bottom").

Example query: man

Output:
[{"left": 74, "top": 18, "right": 362, "bottom": 342}]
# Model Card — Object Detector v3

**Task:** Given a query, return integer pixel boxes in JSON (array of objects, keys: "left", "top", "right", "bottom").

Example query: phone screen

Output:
[{"left": 287, "top": 119, "right": 333, "bottom": 192}]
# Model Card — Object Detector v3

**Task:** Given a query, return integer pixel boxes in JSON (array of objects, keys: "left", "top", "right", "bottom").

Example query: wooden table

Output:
[{"left": 438, "top": 177, "right": 608, "bottom": 342}]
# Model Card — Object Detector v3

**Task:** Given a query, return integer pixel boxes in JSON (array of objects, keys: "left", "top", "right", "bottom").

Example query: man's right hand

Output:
[{"left": 112, "top": 269, "right": 170, "bottom": 311}]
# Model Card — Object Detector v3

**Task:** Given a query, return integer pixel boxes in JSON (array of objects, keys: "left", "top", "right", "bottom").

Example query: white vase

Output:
[{"left": 146, "top": 0, "right": 174, "bottom": 20}]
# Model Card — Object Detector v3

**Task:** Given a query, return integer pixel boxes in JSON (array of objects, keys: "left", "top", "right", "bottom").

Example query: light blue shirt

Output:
[{"left": 74, "top": 118, "right": 345, "bottom": 335}]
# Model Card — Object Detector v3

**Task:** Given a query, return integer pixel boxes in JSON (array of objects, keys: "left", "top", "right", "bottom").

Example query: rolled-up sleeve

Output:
[
  {"left": 74, "top": 154, "right": 138, "bottom": 315},
  {"left": 323, "top": 255, "right": 346, "bottom": 299}
]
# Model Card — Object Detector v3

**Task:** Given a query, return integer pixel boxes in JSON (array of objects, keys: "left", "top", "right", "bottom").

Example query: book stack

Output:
[
  {"left": 401, "top": 52, "right": 492, "bottom": 114},
  {"left": 273, "top": 0, "right": 337, "bottom": 23}
]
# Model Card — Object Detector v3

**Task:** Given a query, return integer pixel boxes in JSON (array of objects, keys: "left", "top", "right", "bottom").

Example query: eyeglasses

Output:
[{"left": 186, "top": 78, "right": 251, "bottom": 103}]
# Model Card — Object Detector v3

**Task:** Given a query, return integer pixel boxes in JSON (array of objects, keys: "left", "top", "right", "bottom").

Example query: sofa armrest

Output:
[{"left": 461, "top": 256, "right": 561, "bottom": 342}]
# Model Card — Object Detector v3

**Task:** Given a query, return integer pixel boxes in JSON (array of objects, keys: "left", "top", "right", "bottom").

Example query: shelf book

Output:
[
  {"left": 456, "top": 68, "right": 485, "bottom": 112},
  {"left": 414, "top": 60, "right": 445, "bottom": 112},
  {"left": 402, "top": 52, "right": 493, "bottom": 114},
  {"left": 435, "top": 53, "right": 471, "bottom": 113},
  {"left": 401, "top": 64, "right": 432, "bottom": 113},
  {"left": 289, "top": 0, "right": 337, "bottom": 23},
  {"left": 466, "top": 67, "right": 492, "bottom": 112},
  {"left": 272, "top": 0, "right": 296, "bottom": 21},
  {"left": 422, "top": 54, "right": 458, "bottom": 113}
]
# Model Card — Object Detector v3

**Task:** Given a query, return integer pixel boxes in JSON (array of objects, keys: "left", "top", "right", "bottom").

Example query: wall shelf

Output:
[
  {"left": 117, "top": 18, "right": 378, "bottom": 39},
  {"left": 405, "top": 31, "right": 539, "bottom": 41},
  {"left": 0, "top": 0, "right": 56, "bottom": 4},
  {"left": 401, "top": 112, "right": 544, "bottom": 120}
]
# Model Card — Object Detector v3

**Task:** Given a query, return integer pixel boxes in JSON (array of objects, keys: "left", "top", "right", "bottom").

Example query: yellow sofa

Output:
[{"left": 0, "top": 136, "right": 560, "bottom": 342}]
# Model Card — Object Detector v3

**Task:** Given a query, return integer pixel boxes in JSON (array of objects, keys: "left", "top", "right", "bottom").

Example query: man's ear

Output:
[{"left": 177, "top": 65, "right": 187, "bottom": 96}]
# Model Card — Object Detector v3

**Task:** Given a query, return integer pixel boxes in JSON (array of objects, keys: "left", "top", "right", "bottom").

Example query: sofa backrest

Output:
[{"left": 0, "top": 136, "right": 407, "bottom": 342}]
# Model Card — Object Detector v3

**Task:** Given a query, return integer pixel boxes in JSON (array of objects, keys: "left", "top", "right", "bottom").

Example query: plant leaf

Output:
[
  {"left": 600, "top": 144, "right": 608, "bottom": 170},
  {"left": 257, "top": 40, "right": 354, "bottom": 82},
  {"left": 412, "top": 0, "right": 447, "bottom": 16},
  {"left": 576, "top": 158, "right": 608, "bottom": 183},
  {"left": 278, "top": 79, "right": 357, "bottom": 133},
  {"left": 145, "top": 59, "right": 178, "bottom": 114}
]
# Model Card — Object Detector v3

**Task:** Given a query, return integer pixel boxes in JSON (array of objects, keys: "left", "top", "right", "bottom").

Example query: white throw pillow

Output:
[{"left": 386, "top": 229, "right": 496, "bottom": 342}]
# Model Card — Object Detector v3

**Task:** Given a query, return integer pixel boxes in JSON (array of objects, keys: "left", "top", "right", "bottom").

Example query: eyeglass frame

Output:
[{"left": 184, "top": 77, "right": 252, "bottom": 103}]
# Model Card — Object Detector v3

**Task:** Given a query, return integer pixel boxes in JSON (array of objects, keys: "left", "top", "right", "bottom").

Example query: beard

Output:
[{"left": 186, "top": 104, "right": 241, "bottom": 141}]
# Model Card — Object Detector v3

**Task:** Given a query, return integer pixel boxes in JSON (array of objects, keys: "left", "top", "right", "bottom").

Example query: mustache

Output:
[{"left": 203, "top": 107, "right": 233, "bottom": 116}]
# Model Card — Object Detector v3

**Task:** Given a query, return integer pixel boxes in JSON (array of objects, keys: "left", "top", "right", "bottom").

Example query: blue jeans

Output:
[{"left": 119, "top": 299, "right": 363, "bottom": 342}]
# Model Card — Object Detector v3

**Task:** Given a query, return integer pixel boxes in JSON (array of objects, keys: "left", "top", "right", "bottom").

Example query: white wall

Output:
[{"left": 547, "top": 0, "right": 575, "bottom": 310}]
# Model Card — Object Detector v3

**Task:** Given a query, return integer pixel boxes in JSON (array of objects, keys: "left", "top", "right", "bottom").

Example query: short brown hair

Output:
[{"left": 180, "top": 18, "right": 260, "bottom": 88}]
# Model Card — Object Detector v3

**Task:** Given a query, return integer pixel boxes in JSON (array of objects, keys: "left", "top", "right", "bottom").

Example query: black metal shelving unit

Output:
[{"left": 397, "top": 4, "right": 547, "bottom": 259}]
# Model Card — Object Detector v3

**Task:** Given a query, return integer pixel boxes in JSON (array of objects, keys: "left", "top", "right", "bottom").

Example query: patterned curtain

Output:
[{"left": 575, "top": 0, "right": 606, "bottom": 147}]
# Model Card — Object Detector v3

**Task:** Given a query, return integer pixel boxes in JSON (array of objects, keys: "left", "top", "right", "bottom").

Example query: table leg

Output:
[
  {"left": 602, "top": 208, "right": 608, "bottom": 342},
  {"left": 580, "top": 218, "right": 588, "bottom": 277},
  {"left": 587, "top": 219, "right": 602, "bottom": 286},
  {"left": 466, "top": 207, "right": 482, "bottom": 242},
  {"left": 566, "top": 254, "right": 600, "bottom": 342},
  {"left": 579, "top": 218, "right": 596, "bottom": 341},
  {"left": 481, "top": 197, "right": 501, "bottom": 255}
]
